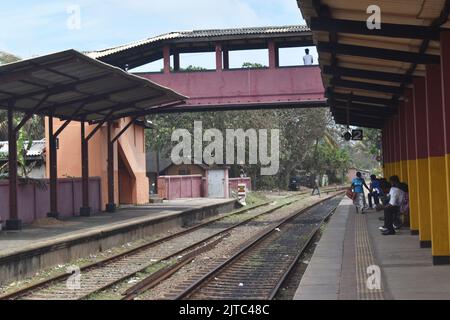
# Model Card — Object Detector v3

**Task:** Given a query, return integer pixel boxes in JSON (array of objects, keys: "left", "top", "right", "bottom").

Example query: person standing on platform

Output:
[
  {"left": 351, "top": 172, "right": 370, "bottom": 214},
  {"left": 303, "top": 48, "right": 314, "bottom": 66},
  {"left": 368, "top": 175, "right": 381, "bottom": 209}
]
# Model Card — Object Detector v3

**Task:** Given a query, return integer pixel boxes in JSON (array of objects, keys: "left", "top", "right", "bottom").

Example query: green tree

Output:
[{"left": 0, "top": 52, "right": 45, "bottom": 177}]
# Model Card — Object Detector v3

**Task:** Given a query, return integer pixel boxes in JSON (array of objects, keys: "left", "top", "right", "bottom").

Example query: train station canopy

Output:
[
  {"left": 86, "top": 25, "right": 313, "bottom": 69},
  {"left": 0, "top": 49, "right": 187, "bottom": 122},
  {"left": 298, "top": 0, "right": 450, "bottom": 128}
]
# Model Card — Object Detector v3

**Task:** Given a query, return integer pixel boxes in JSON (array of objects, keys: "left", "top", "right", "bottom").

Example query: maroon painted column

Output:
[
  {"left": 6, "top": 104, "right": 21, "bottom": 230},
  {"left": 215, "top": 44, "right": 223, "bottom": 72},
  {"left": 384, "top": 120, "right": 389, "bottom": 175},
  {"left": 391, "top": 115, "right": 399, "bottom": 175},
  {"left": 414, "top": 77, "right": 432, "bottom": 248},
  {"left": 425, "top": 63, "right": 450, "bottom": 265},
  {"left": 389, "top": 118, "right": 395, "bottom": 174},
  {"left": 106, "top": 121, "right": 116, "bottom": 213},
  {"left": 404, "top": 88, "right": 419, "bottom": 234},
  {"left": 398, "top": 101, "right": 408, "bottom": 181},
  {"left": 47, "top": 110, "right": 59, "bottom": 219},
  {"left": 268, "top": 40, "right": 279, "bottom": 69},
  {"left": 80, "top": 121, "right": 91, "bottom": 216},
  {"left": 163, "top": 45, "right": 171, "bottom": 74},
  {"left": 440, "top": 30, "right": 450, "bottom": 262}
]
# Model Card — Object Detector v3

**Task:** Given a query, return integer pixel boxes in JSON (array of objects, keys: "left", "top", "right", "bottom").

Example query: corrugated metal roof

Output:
[
  {"left": 0, "top": 49, "right": 187, "bottom": 122},
  {"left": 297, "top": 0, "right": 449, "bottom": 128},
  {"left": 86, "top": 25, "right": 311, "bottom": 60},
  {"left": 0, "top": 139, "right": 46, "bottom": 159}
]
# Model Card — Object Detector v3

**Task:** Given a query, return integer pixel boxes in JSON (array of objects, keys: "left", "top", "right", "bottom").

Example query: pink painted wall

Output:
[
  {"left": 158, "top": 175, "right": 203, "bottom": 200},
  {"left": 45, "top": 118, "right": 149, "bottom": 210},
  {"left": 0, "top": 178, "right": 101, "bottom": 224},
  {"left": 138, "top": 66, "right": 325, "bottom": 108}
]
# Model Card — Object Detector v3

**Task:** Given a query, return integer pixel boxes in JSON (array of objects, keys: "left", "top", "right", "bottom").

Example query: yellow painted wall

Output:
[
  {"left": 407, "top": 160, "right": 420, "bottom": 231},
  {"left": 417, "top": 158, "right": 432, "bottom": 242},
  {"left": 428, "top": 156, "right": 450, "bottom": 256}
]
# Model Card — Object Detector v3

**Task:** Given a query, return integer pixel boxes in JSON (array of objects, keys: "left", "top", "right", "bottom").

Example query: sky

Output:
[{"left": 0, "top": 0, "right": 318, "bottom": 71}]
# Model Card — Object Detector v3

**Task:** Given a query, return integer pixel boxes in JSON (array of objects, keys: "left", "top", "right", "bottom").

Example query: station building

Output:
[{"left": 45, "top": 118, "right": 150, "bottom": 210}]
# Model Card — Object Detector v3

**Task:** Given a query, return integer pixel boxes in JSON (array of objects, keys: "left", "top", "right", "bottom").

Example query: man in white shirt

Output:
[
  {"left": 303, "top": 49, "right": 314, "bottom": 65},
  {"left": 380, "top": 175, "right": 405, "bottom": 235}
]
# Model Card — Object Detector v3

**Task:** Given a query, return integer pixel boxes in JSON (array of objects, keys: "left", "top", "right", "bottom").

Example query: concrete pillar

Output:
[
  {"left": 215, "top": 44, "right": 223, "bottom": 72},
  {"left": 425, "top": 64, "right": 450, "bottom": 264},
  {"left": 404, "top": 88, "right": 419, "bottom": 234},
  {"left": 414, "top": 77, "right": 432, "bottom": 248},
  {"left": 163, "top": 45, "right": 171, "bottom": 74},
  {"left": 268, "top": 40, "right": 279, "bottom": 69}
]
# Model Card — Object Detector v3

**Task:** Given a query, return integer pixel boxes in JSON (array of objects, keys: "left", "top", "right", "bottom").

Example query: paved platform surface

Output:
[
  {"left": 295, "top": 198, "right": 450, "bottom": 300},
  {"left": 0, "top": 198, "right": 233, "bottom": 258}
]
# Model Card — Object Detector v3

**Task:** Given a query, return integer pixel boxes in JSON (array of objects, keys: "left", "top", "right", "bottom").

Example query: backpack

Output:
[{"left": 400, "top": 192, "right": 409, "bottom": 214}]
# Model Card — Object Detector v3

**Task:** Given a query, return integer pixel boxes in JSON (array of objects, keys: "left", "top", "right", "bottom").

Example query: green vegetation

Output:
[
  {"left": 146, "top": 108, "right": 381, "bottom": 190},
  {"left": 242, "top": 62, "right": 266, "bottom": 69},
  {"left": 0, "top": 52, "right": 46, "bottom": 178}
]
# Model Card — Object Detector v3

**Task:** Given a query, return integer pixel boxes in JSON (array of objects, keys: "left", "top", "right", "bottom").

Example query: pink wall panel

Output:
[
  {"left": 0, "top": 178, "right": 101, "bottom": 224},
  {"left": 158, "top": 175, "right": 203, "bottom": 200},
  {"left": 140, "top": 66, "right": 325, "bottom": 108}
]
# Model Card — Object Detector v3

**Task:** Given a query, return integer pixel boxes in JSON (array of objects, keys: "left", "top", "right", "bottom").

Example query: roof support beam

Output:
[
  {"left": 78, "top": 93, "right": 166, "bottom": 120},
  {"left": 329, "top": 92, "right": 396, "bottom": 107},
  {"left": 86, "top": 110, "right": 115, "bottom": 141},
  {"left": 311, "top": 17, "right": 441, "bottom": 40},
  {"left": 333, "top": 102, "right": 397, "bottom": 114},
  {"left": 54, "top": 103, "right": 88, "bottom": 138},
  {"left": 105, "top": 100, "right": 187, "bottom": 121},
  {"left": 331, "top": 78, "right": 403, "bottom": 95},
  {"left": 333, "top": 118, "right": 383, "bottom": 129},
  {"left": 323, "top": 65, "right": 413, "bottom": 84},
  {"left": 318, "top": 42, "right": 441, "bottom": 64},
  {"left": 14, "top": 93, "right": 50, "bottom": 133},
  {"left": 111, "top": 117, "right": 137, "bottom": 144}
]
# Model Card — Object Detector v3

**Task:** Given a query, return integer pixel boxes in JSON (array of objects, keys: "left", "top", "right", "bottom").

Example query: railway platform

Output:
[
  {"left": 0, "top": 198, "right": 236, "bottom": 285},
  {"left": 295, "top": 198, "right": 450, "bottom": 300}
]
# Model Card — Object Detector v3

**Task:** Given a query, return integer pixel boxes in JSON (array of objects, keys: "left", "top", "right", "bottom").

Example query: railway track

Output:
[
  {"left": 171, "top": 196, "right": 342, "bottom": 300},
  {"left": 0, "top": 190, "right": 336, "bottom": 300}
]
